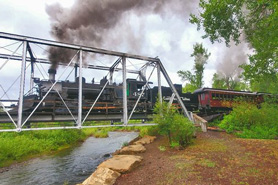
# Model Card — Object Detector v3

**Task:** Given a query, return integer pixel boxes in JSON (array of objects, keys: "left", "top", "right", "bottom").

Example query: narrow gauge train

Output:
[
  {"left": 12, "top": 69, "right": 271, "bottom": 116},
  {"left": 15, "top": 69, "right": 198, "bottom": 115}
]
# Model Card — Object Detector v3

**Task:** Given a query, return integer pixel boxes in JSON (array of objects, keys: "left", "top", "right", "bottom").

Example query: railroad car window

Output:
[
  {"left": 217, "top": 94, "right": 221, "bottom": 100},
  {"left": 219, "top": 94, "right": 222, "bottom": 100}
]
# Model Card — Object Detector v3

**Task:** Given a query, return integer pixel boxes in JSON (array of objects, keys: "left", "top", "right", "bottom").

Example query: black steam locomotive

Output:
[{"left": 16, "top": 69, "right": 198, "bottom": 115}]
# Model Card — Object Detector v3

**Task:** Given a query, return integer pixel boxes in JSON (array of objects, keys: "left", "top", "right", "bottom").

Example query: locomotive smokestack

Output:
[{"left": 48, "top": 69, "right": 56, "bottom": 81}]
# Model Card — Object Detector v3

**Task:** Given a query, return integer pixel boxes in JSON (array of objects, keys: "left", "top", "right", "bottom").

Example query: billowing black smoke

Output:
[{"left": 45, "top": 0, "right": 196, "bottom": 69}]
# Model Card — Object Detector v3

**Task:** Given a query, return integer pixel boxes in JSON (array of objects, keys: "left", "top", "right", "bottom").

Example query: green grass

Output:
[{"left": 197, "top": 159, "right": 216, "bottom": 168}]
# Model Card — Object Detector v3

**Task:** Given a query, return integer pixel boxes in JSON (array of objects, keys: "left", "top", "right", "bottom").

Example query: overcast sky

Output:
[{"left": 0, "top": 0, "right": 249, "bottom": 97}]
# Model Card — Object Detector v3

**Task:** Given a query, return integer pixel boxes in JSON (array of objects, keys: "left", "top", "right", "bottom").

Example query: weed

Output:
[
  {"left": 122, "top": 141, "right": 129, "bottom": 147},
  {"left": 246, "top": 167, "right": 261, "bottom": 176},
  {"left": 93, "top": 129, "right": 109, "bottom": 138},
  {"left": 170, "top": 142, "right": 179, "bottom": 148},
  {"left": 175, "top": 161, "right": 194, "bottom": 170},
  {"left": 158, "top": 145, "right": 166, "bottom": 151},
  {"left": 197, "top": 159, "right": 216, "bottom": 168}
]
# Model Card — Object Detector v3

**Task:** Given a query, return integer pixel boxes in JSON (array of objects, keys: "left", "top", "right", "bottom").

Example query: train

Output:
[
  {"left": 13, "top": 69, "right": 198, "bottom": 115},
  {"left": 11, "top": 69, "right": 269, "bottom": 116}
]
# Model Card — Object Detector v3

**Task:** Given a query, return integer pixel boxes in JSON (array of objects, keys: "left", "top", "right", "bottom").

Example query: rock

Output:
[
  {"left": 103, "top": 153, "right": 111, "bottom": 158},
  {"left": 82, "top": 167, "right": 120, "bottom": 185},
  {"left": 134, "top": 135, "right": 156, "bottom": 145},
  {"left": 115, "top": 144, "right": 146, "bottom": 155},
  {"left": 98, "top": 155, "right": 143, "bottom": 173}
]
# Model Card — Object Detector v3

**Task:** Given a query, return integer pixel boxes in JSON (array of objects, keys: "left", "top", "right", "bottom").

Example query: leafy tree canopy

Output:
[
  {"left": 212, "top": 73, "right": 247, "bottom": 91},
  {"left": 190, "top": 0, "right": 278, "bottom": 92},
  {"left": 178, "top": 43, "right": 210, "bottom": 92}
]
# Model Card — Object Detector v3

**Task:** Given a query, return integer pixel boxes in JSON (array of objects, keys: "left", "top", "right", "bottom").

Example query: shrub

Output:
[
  {"left": 171, "top": 114, "right": 195, "bottom": 147},
  {"left": 153, "top": 100, "right": 195, "bottom": 147},
  {"left": 219, "top": 101, "right": 278, "bottom": 139}
]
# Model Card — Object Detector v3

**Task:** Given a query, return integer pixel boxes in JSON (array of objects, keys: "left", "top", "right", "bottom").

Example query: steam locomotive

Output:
[{"left": 15, "top": 69, "right": 198, "bottom": 115}]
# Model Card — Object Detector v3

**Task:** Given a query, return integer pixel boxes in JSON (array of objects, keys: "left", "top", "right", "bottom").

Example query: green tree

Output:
[
  {"left": 178, "top": 43, "right": 210, "bottom": 92},
  {"left": 248, "top": 73, "right": 278, "bottom": 93},
  {"left": 190, "top": 0, "right": 278, "bottom": 93},
  {"left": 212, "top": 73, "right": 248, "bottom": 90}
]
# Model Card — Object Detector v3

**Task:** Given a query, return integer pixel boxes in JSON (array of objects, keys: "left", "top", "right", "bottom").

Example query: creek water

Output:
[{"left": 0, "top": 132, "right": 138, "bottom": 185}]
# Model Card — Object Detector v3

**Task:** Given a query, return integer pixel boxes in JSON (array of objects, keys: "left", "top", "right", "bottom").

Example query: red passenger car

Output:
[{"left": 193, "top": 88, "right": 264, "bottom": 112}]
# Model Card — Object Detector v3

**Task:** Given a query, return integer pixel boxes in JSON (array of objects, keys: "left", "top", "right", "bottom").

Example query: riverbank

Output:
[
  {"left": 115, "top": 131, "right": 278, "bottom": 184},
  {"left": 0, "top": 132, "right": 139, "bottom": 185},
  {"left": 0, "top": 125, "right": 156, "bottom": 168}
]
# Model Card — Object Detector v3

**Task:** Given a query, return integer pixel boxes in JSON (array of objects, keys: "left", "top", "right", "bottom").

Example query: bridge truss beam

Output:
[{"left": 0, "top": 32, "right": 191, "bottom": 132}]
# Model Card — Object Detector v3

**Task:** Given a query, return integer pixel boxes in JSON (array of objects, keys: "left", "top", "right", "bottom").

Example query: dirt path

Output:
[{"left": 115, "top": 131, "right": 278, "bottom": 185}]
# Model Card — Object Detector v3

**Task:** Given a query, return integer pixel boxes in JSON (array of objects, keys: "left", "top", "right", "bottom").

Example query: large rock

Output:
[
  {"left": 82, "top": 167, "right": 120, "bottom": 185},
  {"left": 134, "top": 135, "right": 156, "bottom": 145},
  {"left": 98, "top": 155, "right": 143, "bottom": 173},
  {"left": 115, "top": 144, "right": 146, "bottom": 155}
]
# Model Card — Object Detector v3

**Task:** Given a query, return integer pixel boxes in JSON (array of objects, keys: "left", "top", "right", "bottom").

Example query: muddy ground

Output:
[{"left": 115, "top": 131, "right": 278, "bottom": 185}]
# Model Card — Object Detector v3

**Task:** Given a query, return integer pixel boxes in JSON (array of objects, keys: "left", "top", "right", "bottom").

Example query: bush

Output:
[
  {"left": 171, "top": 114, "right": 195, "bottom": 147},
  {"left": 219, "top": 101, "right": 278, "bottom": 139},
  {"left": 154, "top": 100, "right": 195, "bottom": 147}
]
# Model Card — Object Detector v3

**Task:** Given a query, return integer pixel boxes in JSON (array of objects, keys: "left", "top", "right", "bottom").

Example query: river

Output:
[{"left": 0, "top": 132, "right": 138, "bottom": 185}]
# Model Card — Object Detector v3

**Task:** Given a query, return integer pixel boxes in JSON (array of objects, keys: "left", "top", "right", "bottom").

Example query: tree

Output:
[
  {"left": 190, "top": 0, "right": 278, "bottom": 93},
  {"left": 178, "top": 43, "right": 210, "bottom": 92},
  {"left": 248, "top": 73, "right": 278, "bottom": 93},
  {"left": 212, "top": 73, "right": 247, "bottom": 91}
]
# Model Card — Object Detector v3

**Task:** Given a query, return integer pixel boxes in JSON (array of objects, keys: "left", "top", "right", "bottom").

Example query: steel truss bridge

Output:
[{"left": 0, "top": 32, "right": 191, "bottom": 132}]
